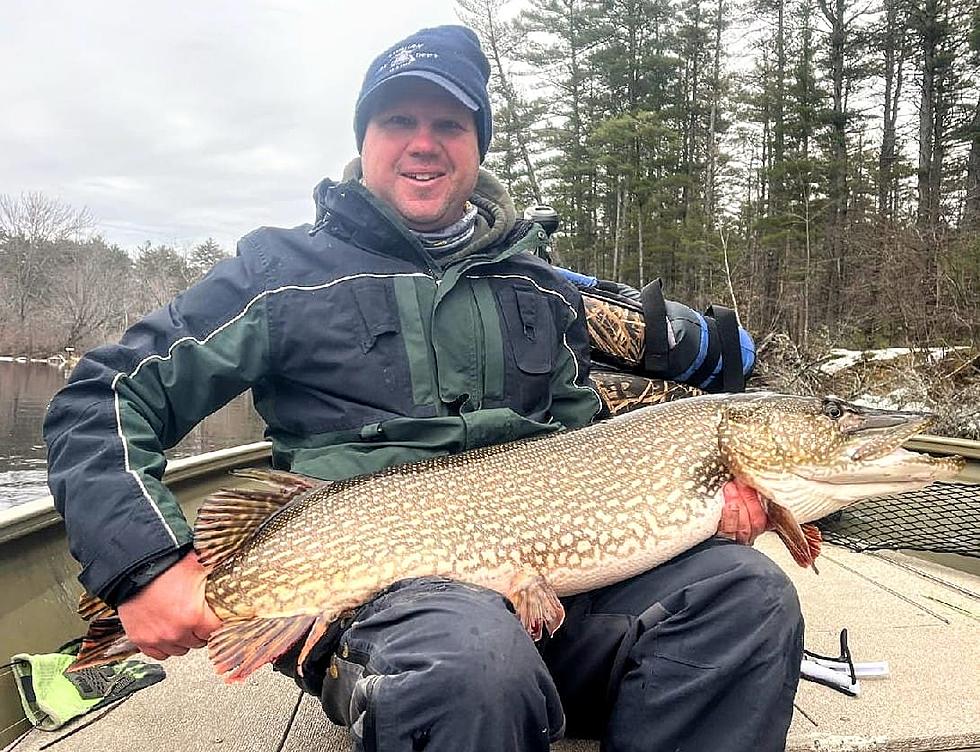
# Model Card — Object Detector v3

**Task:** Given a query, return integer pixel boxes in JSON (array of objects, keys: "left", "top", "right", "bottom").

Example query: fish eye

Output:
[{"left": 822, "top": 401, "right": 844, "bottom": 420}]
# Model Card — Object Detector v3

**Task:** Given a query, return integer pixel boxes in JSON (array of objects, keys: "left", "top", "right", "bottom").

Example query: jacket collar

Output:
[{"left": 310, "top": 160, "right": 527, "bottom": 268}]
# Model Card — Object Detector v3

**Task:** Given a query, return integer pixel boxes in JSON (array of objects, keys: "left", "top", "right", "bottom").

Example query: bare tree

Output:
[
  {"left": 0, "top": 192, "right": 93, "bottom": 244},
  {"left": 0, "top": 193, "right": 94, "bottom": 352},
  {"left": 50, "top": 239, "right": 131, "bottom": 349}
]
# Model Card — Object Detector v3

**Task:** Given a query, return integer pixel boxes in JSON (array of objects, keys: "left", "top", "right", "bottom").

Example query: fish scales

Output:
[
  {"left": 206, "top": 397, "right": 730, "bottom": 621},
  {"left": 71, "top": 392, "right": 965, "bottom": 681}
]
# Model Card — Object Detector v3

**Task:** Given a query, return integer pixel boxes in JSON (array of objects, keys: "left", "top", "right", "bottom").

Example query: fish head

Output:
[{"left": 718, "top": 393, "right": 965, "bottom": 525}]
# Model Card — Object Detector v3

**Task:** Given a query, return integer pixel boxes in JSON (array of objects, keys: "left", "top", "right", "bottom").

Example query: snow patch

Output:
[
  {"left": 818, "top": 347, "right": 967, "bottom": 375},
  {"left": 851, "top": 391, "right": 931, "bottom": 414}
]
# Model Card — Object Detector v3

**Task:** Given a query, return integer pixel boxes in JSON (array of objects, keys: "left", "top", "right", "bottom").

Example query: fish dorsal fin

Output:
[
  {"left": 194, "top": 470, "right": 320, "bottom": 570},
  {"left": 767, "top": 500, "right": 822, "bottom": 571}
]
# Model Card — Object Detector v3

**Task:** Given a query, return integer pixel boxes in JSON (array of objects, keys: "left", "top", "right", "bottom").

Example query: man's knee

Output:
[
  {"left": 630, "top": 541, "right": 803, "bottom": 659},
  {"left": 679, "top": 542, "right": 804, "bottom": 670},
  {"left": 323, "top": 578, "right": 564, "bottom": 744},
  {"left": 712, "top": 542, "right": 802, "bottom": 627}
]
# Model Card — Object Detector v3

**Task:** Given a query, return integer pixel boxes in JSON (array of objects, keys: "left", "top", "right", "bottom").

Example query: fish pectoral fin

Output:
[
  {"left": 768, "top": 501, "right": 822, "bottom": 571},
  {"left": 506, "top": 570, "right": 565, "bottom": 641},
  {"left": 208, "top": 614, "right": 317, "bottom": 683},
  {"left": 802, "top": 523, "right": 823, "bottom": 569},
  {"left": 77, "top": 591, "right": 115, "bottom": 622},
  {"left": 194, "top": 472, "right": 318, "bottom": 569},
  {"left": 66, "top": 617, "right": 138, "bottom": 673},
  {"left": 295, "top": 612, "right": 341, "bottom": 680},
  {"left": 229, "top": 469, "right": 322, "bottom": 494}
]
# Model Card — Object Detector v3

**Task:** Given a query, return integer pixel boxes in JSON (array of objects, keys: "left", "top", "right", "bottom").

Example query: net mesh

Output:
[{"left": 815, "top": 482, "right": 980, "bottom": 558}]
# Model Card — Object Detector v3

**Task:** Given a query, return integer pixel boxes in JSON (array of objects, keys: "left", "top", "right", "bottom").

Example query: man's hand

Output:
[
  {"left": 716, "top": 478, "right": 768, "bottom": 545},
  {"left": 117, "top": 551, "right": 222, "bottom": 661}
]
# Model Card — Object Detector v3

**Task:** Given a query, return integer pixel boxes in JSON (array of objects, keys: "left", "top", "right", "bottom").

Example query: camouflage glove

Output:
[{"left": 11, "top": 648, "right": 165, "bottom": 730}]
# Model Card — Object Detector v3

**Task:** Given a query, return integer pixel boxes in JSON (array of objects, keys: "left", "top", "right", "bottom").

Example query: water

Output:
[{"left": 0, "top": 360, "right": 266, "bottom": 511}]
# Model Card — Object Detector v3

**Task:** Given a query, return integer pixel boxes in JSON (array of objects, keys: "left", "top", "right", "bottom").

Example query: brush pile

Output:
[{"left": 750, "top": 335, "right": 980, "bottom": 440}]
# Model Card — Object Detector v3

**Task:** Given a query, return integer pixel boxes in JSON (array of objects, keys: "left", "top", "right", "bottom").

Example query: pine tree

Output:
[
  {"left": 456, "top": 0, "right": 543, "bottom": 203},
  {"left": 519, "top": 0, "right": 605, "bottom": 266}
]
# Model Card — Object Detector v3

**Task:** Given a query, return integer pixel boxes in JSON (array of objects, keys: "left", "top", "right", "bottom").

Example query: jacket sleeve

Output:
[
  {"left": 43, "top": 236, "right": 273, "bottom": 603},
  {"left": 548, "top": 290, "right": 602, "bottom": 430}
]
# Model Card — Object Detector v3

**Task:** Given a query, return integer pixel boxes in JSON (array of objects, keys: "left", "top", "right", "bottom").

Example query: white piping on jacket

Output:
[{"left": 110, "top": 272, "right": 431, "bottom": 544}]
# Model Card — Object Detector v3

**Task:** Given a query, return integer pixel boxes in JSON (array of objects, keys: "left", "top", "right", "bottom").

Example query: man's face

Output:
[{"left": 361, "top": 78, "right": 480, "bottom": 232}]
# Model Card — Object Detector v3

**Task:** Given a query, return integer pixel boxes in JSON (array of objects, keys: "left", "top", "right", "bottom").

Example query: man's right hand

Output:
[{"left": 117, "top": 551, "right": 223, "bottom": 661}]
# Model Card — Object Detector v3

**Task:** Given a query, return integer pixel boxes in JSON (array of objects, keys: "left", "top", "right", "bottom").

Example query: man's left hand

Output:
[{"left": 717, "top": 478, "right": 768, "bottom": 545}]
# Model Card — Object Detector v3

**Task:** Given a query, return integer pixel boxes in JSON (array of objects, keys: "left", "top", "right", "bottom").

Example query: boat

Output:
[{"left": 1, "top": 436, "right": 978, "bottom": 752}]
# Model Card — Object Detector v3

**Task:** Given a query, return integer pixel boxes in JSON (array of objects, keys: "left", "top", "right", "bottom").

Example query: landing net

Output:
[{"left": 815, "top": 482, "right": 980, "bottom": 559}]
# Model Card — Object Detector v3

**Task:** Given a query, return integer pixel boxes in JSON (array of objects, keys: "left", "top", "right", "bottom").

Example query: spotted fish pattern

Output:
[{"left": 72, "top": 393, "right": 964, "bottom": 682}]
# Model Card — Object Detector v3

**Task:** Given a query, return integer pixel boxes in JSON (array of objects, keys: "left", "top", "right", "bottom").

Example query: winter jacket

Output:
[{"left": 43, "top": 170, "right": 601, "bottom": 604}]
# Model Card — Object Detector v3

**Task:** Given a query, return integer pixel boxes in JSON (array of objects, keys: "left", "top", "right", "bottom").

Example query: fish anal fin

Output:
[
  {"left": 77, "top": 592, "right": 116, "bottom": 622},
  {"left": 208, "top": 614, "right": 317, "bottom": 683},
  {"left": 506, "top": 569, "right": 565, "bottom": 641},
  {"left": 768, "top": 501, "right": 820, "bottom": 570},
  {"left": 193, "top": 474, "right": 318, "bottom": 569},
  {"left": 66, "top": 617, "right": 138, "bottom": 672}
]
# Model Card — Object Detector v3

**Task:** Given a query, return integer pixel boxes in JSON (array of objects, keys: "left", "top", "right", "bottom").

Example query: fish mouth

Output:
[
  {"left": 798, "top": 408, "right": 964, "bottom": 485},
  {"left": 843, "top": 408, "right": 932, "bottom": 462}
]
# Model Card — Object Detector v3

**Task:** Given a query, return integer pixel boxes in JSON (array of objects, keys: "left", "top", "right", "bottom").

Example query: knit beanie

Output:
[{"left": 353, "top": 25, "right": 493, "bottom": 161}]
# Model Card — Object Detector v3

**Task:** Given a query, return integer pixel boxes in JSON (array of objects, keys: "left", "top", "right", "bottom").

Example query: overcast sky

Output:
[{"left": 1, "top": 1, "right": 467, "bottom": 253}]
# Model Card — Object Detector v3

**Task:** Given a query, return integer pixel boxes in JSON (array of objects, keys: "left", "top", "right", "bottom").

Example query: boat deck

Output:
[{"left": 5, "top": 537, "right": 979, "bottom": 752}]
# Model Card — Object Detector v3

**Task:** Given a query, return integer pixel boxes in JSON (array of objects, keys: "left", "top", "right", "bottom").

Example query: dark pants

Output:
[{"left": 279, "top": 539, "right": 804, "bottom": 752}]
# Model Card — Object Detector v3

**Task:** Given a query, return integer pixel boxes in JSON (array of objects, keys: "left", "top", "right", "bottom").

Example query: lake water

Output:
[{"left": 0, "top": 360, "right": 266, "bottom": 511}]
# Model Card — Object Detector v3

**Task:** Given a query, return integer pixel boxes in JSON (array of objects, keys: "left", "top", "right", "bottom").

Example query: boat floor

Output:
[{"left": 5, "top": 537, "right": 979, "bottom": 752}]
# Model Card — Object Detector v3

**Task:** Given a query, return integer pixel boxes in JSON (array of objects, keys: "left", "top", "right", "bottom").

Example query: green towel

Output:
[{"left": 11, "top": 651, "right": 165, "bottom": 730}]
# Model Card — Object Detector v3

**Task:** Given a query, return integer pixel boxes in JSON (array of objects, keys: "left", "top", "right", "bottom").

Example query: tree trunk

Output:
[
  {"left": 878, "top": 0, "right": 907, "bottom": 218},
  {"left": 965, "top": 98, "right": 980, "bottom": 230},
  {"left": 916, "top": 0, "right": 940, "bottom": 228},
  {"left": 637, "top": 202, "right": 645, "bottom": 287},
  {"left": 705, "top": 0, "right": 724, "bottom": 227}
]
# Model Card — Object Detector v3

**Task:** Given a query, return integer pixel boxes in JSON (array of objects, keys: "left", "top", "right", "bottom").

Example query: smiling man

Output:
[
  {"left": 359, "top": 77, "right": 479, "bottom": 232},
  {"left": 45, "top": 24, "right": 800, "bottom": 752}
]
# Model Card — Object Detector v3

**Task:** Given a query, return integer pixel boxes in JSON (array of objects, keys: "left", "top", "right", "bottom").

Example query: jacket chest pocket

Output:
[
  {"left": 352, "top": 279, "right": 401, "bottom": 352},
  {"left": 498, "top": 285, "right": 556, "bottom": 374}
]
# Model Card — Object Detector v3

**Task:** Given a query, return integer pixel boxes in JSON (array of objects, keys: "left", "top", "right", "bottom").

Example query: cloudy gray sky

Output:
[{"left": 1, "top": 1, "right": 466, "bottom": 253}]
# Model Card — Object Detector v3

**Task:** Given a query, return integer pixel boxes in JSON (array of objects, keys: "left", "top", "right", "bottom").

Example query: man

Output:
[{"left": 45, "top": 25, "right": 801, "bottom": 752}]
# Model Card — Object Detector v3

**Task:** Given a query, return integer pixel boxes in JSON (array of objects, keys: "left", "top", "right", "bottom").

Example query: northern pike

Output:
[{"left": 72, "top": 393, "right": 964, "bottom": 682}]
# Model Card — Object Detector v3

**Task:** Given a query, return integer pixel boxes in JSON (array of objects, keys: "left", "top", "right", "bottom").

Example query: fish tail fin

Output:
[
  {"left": 208, "top": 614, "right": 317, "bottom": 683},
  {"left": 768, "top": 501, "right": 822, "bottom": 570},
  {"left": 77, "top": 591, "right": 116, "bottom": 621},
  {"left": 66, "top": 617, "right": 139, "bottom": 672},
  {"left": 194, "top": 470, "right": 321, "bottom": 570}
]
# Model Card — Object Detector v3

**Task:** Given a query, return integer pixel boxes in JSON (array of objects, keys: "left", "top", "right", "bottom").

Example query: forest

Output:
[
  {"left": 0, "top": 193, "right": 229, "bottom": 355},
  {"left": 459, "top": 0, "right": 980, "bottom": 351},
  {"left": 1, "top": 0, "right": 978, "bottom": 360}
]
